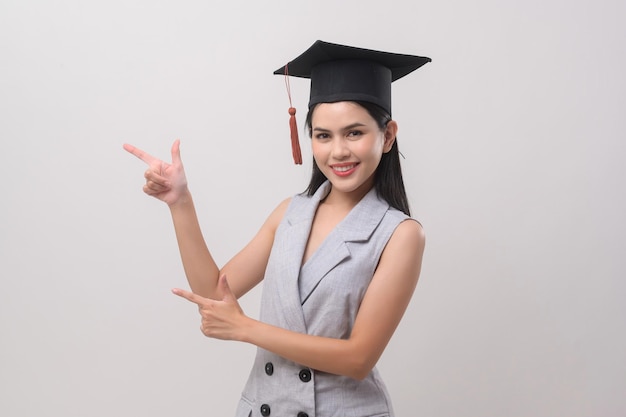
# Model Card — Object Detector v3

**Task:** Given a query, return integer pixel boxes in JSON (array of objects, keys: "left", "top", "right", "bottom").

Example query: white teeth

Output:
[{"left": 333, "top": 165, "right": 355, "bottom": 172}]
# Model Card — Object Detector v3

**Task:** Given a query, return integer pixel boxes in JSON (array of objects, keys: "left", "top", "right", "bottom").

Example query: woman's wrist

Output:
[
  {"left": 167, "top": 188, "right": 193, "bottom": 209},
  {"left": 237, "top": 316, "right": 260, "bottom": 344}
]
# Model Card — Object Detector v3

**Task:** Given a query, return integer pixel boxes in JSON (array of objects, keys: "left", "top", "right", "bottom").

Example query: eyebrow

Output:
[{"left": 312, "top": 122, "right": 367, "bottom": 132}]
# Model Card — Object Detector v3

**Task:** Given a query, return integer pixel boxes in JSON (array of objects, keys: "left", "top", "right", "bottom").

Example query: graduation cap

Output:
[{"left": 274, "top": 40, "right": 431, "bottom": 164}]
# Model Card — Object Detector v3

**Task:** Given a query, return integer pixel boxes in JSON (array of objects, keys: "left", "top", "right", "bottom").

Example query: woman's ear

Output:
[{"left": 383, "top": 121, "right": 398, "bottom": 153}]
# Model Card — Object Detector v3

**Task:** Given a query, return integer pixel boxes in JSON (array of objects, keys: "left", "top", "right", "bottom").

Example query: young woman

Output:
[{"left": 125, "top": 40, "right": 430, "bottom": 417}]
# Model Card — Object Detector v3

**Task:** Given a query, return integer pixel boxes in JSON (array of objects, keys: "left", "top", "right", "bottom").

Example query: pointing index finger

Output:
[
  {"left": 171, "top": 288, "right": 207, "bottom": 306},
  {"left": 123, "top": 143, "right": 158, "bottom": 165}
]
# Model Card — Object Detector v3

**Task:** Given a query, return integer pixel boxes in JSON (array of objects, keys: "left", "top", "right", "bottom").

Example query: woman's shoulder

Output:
[
  {"left": 388, "top": 217, "right": 426, "bottom": 254},
  {"left": 265, "top": 196, "right": 293, "bottom": 227},
  {"left": 267, "top": 184, "right": 324, "bottom": 226}
]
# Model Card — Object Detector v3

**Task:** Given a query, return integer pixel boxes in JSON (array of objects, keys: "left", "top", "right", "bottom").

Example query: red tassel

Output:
[
  {"left": 289, "top": 107, "right": 302, "bottom": 165},
  {"left": 283, "top": 64, "right": 302, "bottom": 165}
]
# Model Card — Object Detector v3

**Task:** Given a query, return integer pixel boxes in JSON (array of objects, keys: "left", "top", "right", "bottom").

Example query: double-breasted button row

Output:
[
  {"left": 260, "top": 364, "right": 310, "bottom": 416},
  {"left": 260, "top": 403, "right": 308, "bottom": 417},
  {"left": 264, "top": 362, "right": 311, "bottom": 383}
]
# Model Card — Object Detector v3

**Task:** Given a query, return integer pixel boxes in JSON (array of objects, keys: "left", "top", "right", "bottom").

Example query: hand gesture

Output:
[
  {"left": 172, "top": 275, "right": 248, "bottom": 341},
  {"left": 123, "top": 139, "right": 188, "bottom": 206}
]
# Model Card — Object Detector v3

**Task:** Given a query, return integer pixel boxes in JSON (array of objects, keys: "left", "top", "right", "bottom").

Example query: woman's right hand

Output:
[{"left": 123, "top": 139, "right": 189, "bottom": 206}]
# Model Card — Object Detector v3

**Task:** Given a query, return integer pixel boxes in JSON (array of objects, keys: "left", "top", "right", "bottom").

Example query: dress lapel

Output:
[
  {"left": 299, "top": 185, "right": 390, "bottom": 305},
  {"left": 271, "top": 182, "right": 331, "bottom": 332}
]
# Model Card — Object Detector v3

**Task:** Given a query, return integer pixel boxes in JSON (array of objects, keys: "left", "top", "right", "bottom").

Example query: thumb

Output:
[
  {"left": 218, "top": 274, "right": 236, "bottom": 302},
  {"left": 171, "top": 139, "right": 182, "bottom": 165}
]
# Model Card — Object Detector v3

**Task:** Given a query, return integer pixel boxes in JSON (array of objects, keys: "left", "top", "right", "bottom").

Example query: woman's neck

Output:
[{"left": 322, "top": 181, "right": 374, "bottom": 210}]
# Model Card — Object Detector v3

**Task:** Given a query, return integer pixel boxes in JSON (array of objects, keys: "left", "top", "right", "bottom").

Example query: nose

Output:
[{"left": 330, "top": 137, "right": 350, "bottom": 159}]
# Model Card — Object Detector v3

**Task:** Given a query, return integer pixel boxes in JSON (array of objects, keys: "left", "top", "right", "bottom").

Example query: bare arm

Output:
[
  {"left": 124, "top": 140, "right": 287, "bottom": 299},
  {"left": 174, "top": 219, "right": 425, "bottom": 380}
]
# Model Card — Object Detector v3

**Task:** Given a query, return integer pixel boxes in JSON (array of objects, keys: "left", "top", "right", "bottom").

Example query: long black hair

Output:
[{"left": 303, "top": 101, "right": 411, "bottom": 216}]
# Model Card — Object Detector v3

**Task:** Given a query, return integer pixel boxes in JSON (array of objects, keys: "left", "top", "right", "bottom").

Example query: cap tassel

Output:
[
  {"left": 284, "top": 65, "right": 302, "bottom": 165},
  {"left": 288, "top": 107, "right": 302, "bottom": 164}
]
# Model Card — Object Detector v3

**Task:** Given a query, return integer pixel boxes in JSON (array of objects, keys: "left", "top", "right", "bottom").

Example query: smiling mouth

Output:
[
  {"left": 330, "top": 162, "right": 359, "bottom": 177},
  {"left": 331, "top": 163, "right": 359, "bottom": 174}
]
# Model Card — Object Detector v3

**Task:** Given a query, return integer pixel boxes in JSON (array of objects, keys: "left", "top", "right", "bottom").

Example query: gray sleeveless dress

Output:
[{"left": 236, "top": 181, "right": 411, "bottom": 417}]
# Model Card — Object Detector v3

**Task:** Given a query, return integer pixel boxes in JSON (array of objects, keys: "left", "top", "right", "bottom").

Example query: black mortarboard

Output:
[
  {"left": 274, "top": 40, "right": 431, "bottom": 115},
  {"left": 274, "top": 40, "right": 431, "bottom": 164}
]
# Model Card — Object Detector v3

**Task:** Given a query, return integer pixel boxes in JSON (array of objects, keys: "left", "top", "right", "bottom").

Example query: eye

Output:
[
  {"left": 347, "top": 130, "right": 363, "bottom": 138},
  {"left": 315, "top": 132, "right": 330, "bottom": 140}
]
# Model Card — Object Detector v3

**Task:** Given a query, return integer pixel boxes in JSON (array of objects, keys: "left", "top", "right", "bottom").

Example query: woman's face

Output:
[{"left": 310, "top": 101, "right": 396, "bottom": 200}]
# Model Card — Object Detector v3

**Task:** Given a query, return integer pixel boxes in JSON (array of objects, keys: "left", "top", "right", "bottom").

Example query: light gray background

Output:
[{"left": 1, "top": 0, "right": 624, "bottom": 416}]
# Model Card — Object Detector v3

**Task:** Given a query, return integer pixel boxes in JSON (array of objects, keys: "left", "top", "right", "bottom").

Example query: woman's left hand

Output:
[{"left": 172, "top": 275, "right": 248, "bottom": 341}]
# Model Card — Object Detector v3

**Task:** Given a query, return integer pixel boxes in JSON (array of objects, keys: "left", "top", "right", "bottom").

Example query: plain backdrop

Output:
[{"left": 1, "top": 0, "right": 625, "bottom": 416}]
